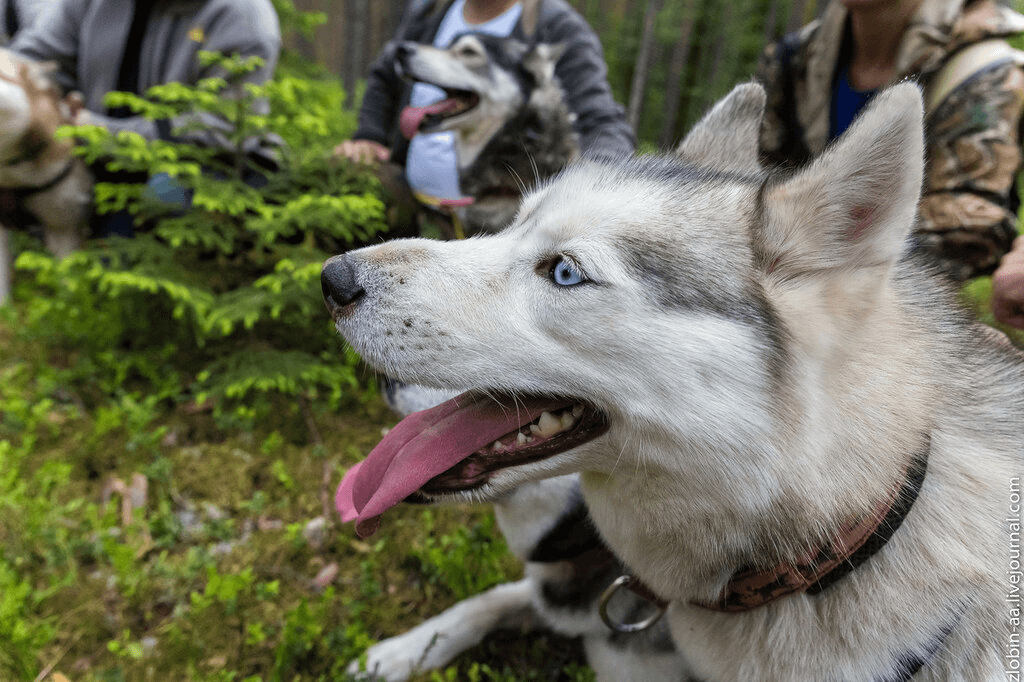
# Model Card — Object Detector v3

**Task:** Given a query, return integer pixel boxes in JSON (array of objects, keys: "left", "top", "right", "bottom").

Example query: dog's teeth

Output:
[
  {"left": 572, "top": 405, "right": 584, "bottom": 418},
  {"left": 534, "top": 411, "right": 562, "bottom": 437},
  {"left": 492, "top": 440, "right": 507, "bottom": 452},
  {"left": 560, "top": 412, "right": 577, "bottom": 430},
  {"left": 516, "top": 432, "right": 528, "bottom": 446}
]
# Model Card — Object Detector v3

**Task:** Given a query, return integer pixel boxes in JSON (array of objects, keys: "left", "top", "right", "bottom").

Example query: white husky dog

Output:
[{"left": 324, "top": 82, "right": 1024, "bottom": 681}]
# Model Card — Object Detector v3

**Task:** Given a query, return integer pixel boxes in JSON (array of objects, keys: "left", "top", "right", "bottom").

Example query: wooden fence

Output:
[{"left": 285, "top": 0, "right": 824, "bottom": 145}]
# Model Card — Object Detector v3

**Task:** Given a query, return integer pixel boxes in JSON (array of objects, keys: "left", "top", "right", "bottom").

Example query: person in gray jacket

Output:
[
  {"left": 10, "top": 0, "right": 280, "bottom": 147},
  {"left": 340, "top": 0, "right": 633, "bottom": 164},
  {"left": 0, "top": 0, "right": 48, "bottom": 42},
  {"left": 8, "top": 0, "right": 281, "bottom": 235}
]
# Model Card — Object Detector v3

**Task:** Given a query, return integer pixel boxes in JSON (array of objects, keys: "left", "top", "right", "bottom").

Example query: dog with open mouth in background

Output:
[
  {"left": 395, "top": 32, "right": 579, "bottom": 237},
  {"left": 0, "top": 47, "right": 92, "bottom": 305},
  {"left": 324, "top": 81, "right": 1024, "bottom": 680}
]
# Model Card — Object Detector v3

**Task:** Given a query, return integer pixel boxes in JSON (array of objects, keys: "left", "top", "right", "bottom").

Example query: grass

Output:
[{"left": 0, "top": 299, "right": 590, "bottom": 682}]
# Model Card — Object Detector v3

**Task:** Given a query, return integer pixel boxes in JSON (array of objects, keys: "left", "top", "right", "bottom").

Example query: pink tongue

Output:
[
  {"left": 335, "top": 393, "right": 563, "bottom": 538},
  {"left": 399, "top": 98, "right": 461, "bottom": 139}
]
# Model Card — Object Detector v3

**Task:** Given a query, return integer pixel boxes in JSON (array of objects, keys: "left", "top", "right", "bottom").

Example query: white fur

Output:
[{"left": 350, "top": 578, "right": 536, "bottom": 682}]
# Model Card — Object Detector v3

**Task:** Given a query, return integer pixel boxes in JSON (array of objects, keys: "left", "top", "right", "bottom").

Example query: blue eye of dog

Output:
[{"left": 550, "top": 257, "right": 586, "bottom": 286}]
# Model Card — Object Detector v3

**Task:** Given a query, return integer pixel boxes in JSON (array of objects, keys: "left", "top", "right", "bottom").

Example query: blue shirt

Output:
[{"left": 830, "top": 65, "right": 877, "bottom": 141}]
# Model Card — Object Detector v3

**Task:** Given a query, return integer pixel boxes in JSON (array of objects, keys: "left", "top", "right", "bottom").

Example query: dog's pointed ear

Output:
[
  {"left": 522, "top": 43, "right": 566, "bottom": 84},
  {"left": 675, "top": 82, "right": 765, "bottom": 173},
  {"left": 758, "top": 83, "right": 924, "bottom": 279}
]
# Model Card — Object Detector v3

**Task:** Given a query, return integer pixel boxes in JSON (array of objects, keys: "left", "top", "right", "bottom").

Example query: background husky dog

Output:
[
  {"left": 395, "top": 32, "right": 579, "bottom": 235},
  {"left": 0, "top": 47, "right": 92, "bottom": 304},
  {"left": 324, "top": 81, "right": 1024, "bottom": 680}
]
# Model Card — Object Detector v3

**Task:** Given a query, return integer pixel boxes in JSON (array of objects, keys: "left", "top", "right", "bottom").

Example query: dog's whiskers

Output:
[
  {"left": 608, "top": 434, "right": 632, "bottom": 481},
  {"left": 505, "top": 161, "right": 529, "bottom": 196},
  {"left": 634, "top": 435, "right": 651, "bottom": 483}
]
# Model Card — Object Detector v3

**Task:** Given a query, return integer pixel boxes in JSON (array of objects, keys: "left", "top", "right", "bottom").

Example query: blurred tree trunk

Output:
[
  {"left": 763, "top": 0, "right": 782, "bottom": 42},
  {"left": 626, "top": 0, "right": 664, "bottom": 132},
  {"left": 786, "top": 0, "right": 810, "bottom": 33},
  {"left": 658, "top": 0, "right": 699, "bottom": 147},
  {"left": 344, "top": 0, "right": 371, "bottom": 95},
  {"left": 696, "top": 0, "right": 730, "bottom": 116}
]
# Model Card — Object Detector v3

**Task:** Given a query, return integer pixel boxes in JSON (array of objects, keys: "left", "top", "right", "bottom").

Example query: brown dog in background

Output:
[{"left": 0, "top": 47, "right": 92, "bottom": 304}]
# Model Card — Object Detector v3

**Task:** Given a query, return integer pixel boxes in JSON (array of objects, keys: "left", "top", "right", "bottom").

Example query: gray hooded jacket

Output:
[{"left": 11, "top": 0, "right": 280, "bottom": 152}]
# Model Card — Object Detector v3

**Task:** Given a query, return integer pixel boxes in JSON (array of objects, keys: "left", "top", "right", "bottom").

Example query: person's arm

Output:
[
  {"left": 538, "top": 5, "right": 635, "bottom": 159},
  {"left": 352, "top": 41, "right": 407, "bottom": 149},
  {"left": 916, "top": 60, "right": 1024, "bottom": 281},
  {"left": 9, "top": 0, "right": 81, "bottom": 94},
  {"left": 755, "top": 39, "right": 791, "bottom": 165},
  {"left": 336, "top": 0, "right": 439, "bottom": 164},
  {"left": 15, "top": 0, "right": 52, "bottom": 35}
]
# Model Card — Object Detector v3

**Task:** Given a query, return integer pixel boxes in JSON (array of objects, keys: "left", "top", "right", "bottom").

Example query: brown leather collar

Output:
[
  {"left": 621, "top": 439, "right": 930, "bottom": 615},
  {"left": 696, "top": 441, "right": 929, "bottom": 613}
]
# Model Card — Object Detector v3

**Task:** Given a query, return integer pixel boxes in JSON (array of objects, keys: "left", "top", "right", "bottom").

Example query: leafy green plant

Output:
[
  {"left": 14, "top": 50, "right": 384, "bottom": 431},
  {"left": 0, "top": 561, "right": 57, "bottom": 678},
  {"left": 409, "top": 510, "right": 511, "bottom": 601}
]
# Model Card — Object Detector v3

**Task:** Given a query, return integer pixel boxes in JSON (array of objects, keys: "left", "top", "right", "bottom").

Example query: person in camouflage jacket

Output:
[{"left": 757, "top": 0, "right": 1024, "bottom": 281}]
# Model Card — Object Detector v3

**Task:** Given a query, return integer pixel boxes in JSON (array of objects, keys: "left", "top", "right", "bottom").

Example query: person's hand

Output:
[
  {"left": 992, "top": 235, "right": 1024, "bottom": 330},
  {"left": 63, "top": 91, "right": 86, "bottom": 123},
  {"left": 334, "top": 139, "right": 390, "bottom": 165}
]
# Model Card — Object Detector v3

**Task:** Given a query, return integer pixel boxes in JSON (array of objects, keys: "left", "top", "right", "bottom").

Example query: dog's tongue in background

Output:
[
  {"left": 336, "top": 393, "right": 564, "bottom": 538},
  {"left": 399, "top": 98, "right": 461, "bottom": 139}
]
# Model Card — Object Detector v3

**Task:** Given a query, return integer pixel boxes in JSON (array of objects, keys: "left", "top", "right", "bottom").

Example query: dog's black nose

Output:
[{"left": 321, "top": 255, "right": 364, "bottom": 308}]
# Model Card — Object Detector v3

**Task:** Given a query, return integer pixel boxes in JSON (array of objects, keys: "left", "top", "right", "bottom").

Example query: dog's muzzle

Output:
[{"left": 321, "top": 254, "right": 365, "bottom": 313}]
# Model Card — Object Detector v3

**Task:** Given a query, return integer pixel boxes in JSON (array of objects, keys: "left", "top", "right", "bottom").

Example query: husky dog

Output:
[
  {"left": 324, "top": 82, "right": 1024, "bottom": 681},
  {"left": 0, "top": 47, "right": 92, "bottom": 304},
  {"left": 395, "top": 32, "right": 579, "bottom": 236}
]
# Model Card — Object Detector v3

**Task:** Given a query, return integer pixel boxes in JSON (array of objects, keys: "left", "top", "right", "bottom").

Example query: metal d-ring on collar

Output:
[{"left": 598, "top": 574, "right": 668, "bottom": 633}]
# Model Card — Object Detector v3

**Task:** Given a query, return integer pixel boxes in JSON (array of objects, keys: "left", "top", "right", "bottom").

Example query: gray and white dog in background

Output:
[
  {"left": 395, "top": 32, "right": 579, "bottom": 236},
  {"left": 325, "top": 81, "right": 1024, "bottom": 680}
]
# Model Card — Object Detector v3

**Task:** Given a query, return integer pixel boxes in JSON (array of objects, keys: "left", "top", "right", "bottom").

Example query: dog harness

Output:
[{"left": 0, "top": 157, "right": 79, "bottom": 231}]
